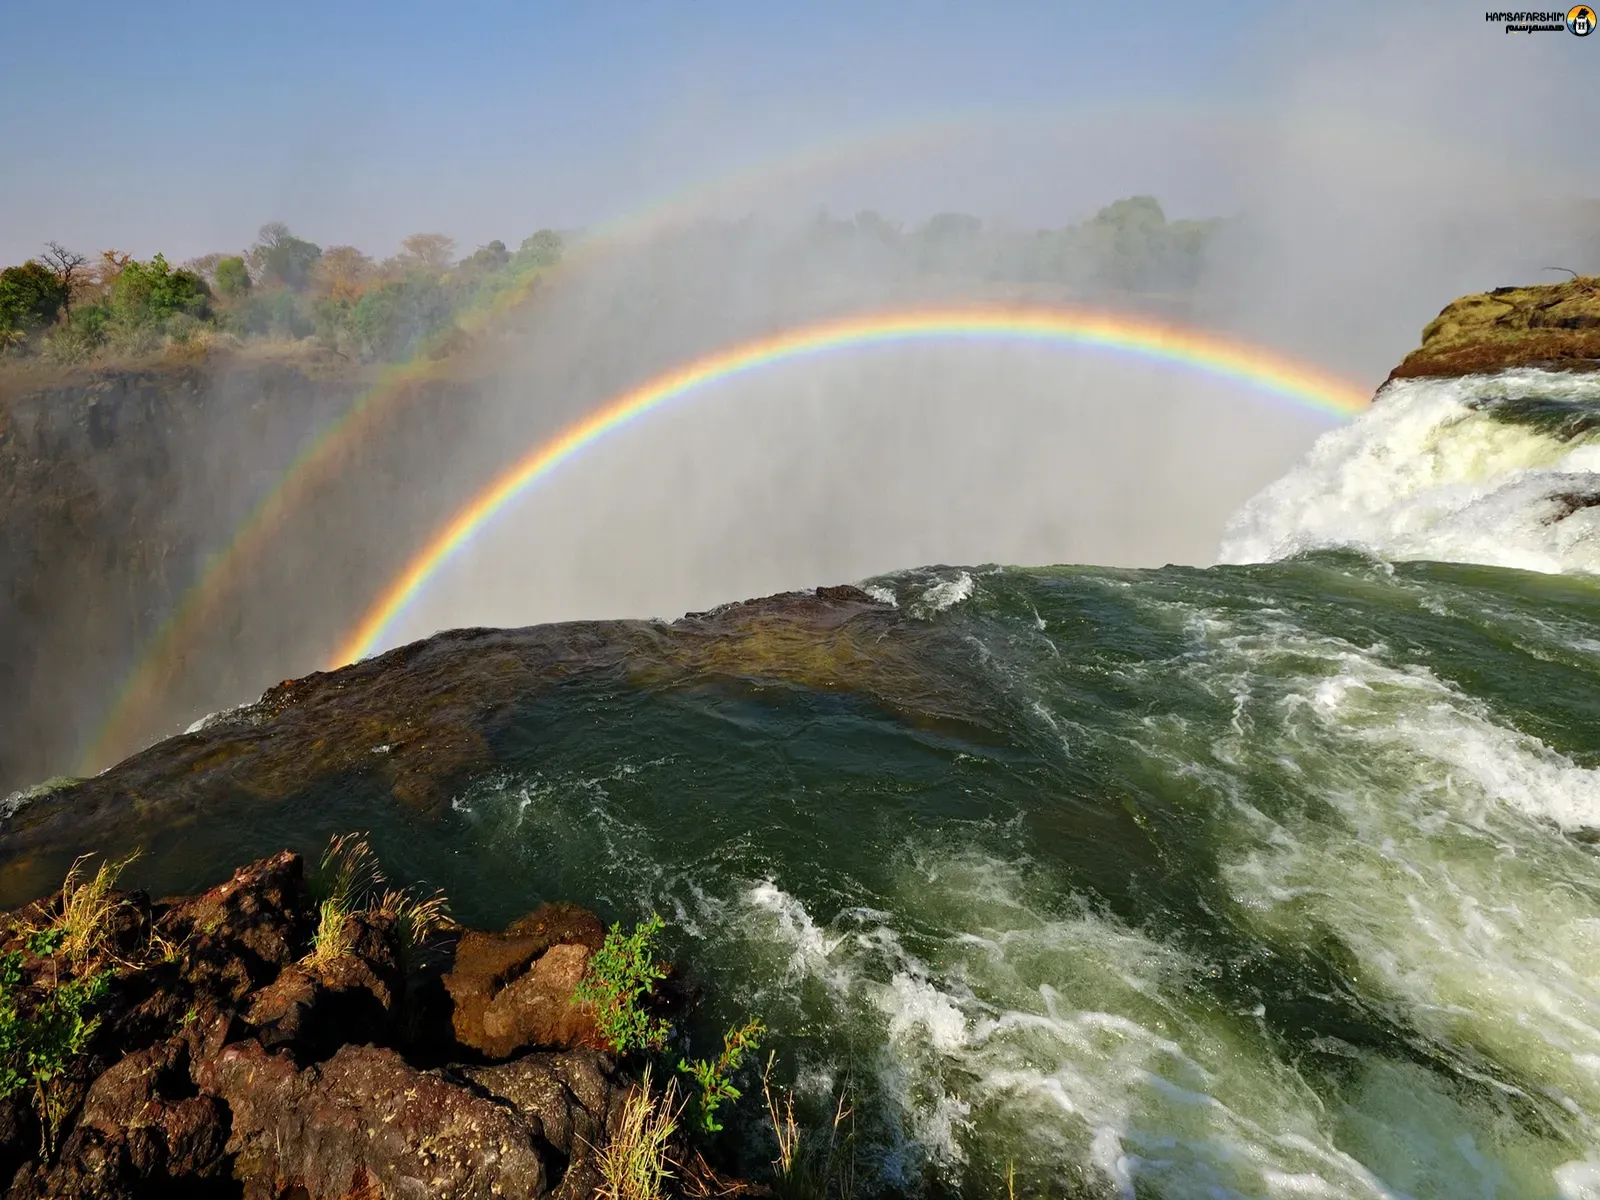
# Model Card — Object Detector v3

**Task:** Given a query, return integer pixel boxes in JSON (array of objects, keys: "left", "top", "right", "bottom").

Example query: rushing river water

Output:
[{"left": 12, "top": 368, "right": 1600, "bottom": 1198}]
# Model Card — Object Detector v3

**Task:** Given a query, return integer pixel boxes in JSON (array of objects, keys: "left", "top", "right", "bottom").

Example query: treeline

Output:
[
  {"left": 0, "top": 225, "right": 563, "bottom": 366},
  {"left": 799, "top": 195, "right": 1223, "bottom": 291},
  {"left": 0, "top": 195, "right": 1220, "bottom": 367}
]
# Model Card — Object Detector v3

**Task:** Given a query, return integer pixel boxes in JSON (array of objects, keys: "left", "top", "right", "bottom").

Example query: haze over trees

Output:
[
  {"left": 0, "top": 196, "right": 1221, "bottom": 368},
  {"left": 0, "top": 222, "right": 567, "bottom": 368}
]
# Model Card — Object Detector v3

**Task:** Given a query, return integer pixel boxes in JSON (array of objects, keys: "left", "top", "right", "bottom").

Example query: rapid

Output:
[{"left": 14, "top": 367, "right": 1600, "bottom": 1197}]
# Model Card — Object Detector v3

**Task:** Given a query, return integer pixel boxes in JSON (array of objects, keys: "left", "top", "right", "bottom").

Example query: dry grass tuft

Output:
[
  {"left": 595, "top": 1063, "right": 683, "bottom": 1200},
  {"left": 304, "top": 897, "right": 353, "bottom": 967},
  {"left": 762, "top": 1053, "right": 857, "bottom": 1200},
  {"left": 304, "top": 833, "right": 453, "bottom": 972},
  {"left": 373, "top": 886, "right": 453, "bottom": 965},
  {"left": 314, "top": 833, "right": 383, "bottom": 909},
  {"left": 45, "top": 851, "right": 140, "bottom": 969}
]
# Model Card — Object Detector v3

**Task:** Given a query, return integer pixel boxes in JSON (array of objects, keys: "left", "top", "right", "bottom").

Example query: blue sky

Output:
[{"left": 1, "top": 1, "right": 1592, "bottom": 265}]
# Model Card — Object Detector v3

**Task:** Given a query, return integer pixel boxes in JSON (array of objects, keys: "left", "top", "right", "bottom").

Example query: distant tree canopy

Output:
[
  {"left": 214, "top": 256, "right": 251, "bottom": 297},
  {"left": 0, "top": 195, "right": 1237, "bottom": 368},
  {"left": 248, "top": 223, "right": 322, "bottom": 291},
  {"left": 0, "top": 222, "right": 567, "bottom": 365},
  {"left": 518, "top": 230, "right": 562, "bottom": 268},
  {"left": 0, "top": 262, "right": 69, "bottom": 335},
  {"left": 111, "top": 255, "right": 210, "bottom": 326}
]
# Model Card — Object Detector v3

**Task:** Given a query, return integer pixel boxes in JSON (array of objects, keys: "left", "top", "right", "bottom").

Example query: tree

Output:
[
  {"left": 214, "top": 256, "right": 251, "bottom": 298},
  {"left": 111, "top": 254, "right": 211, "bottom": 328},
  {"left": 0, "top": 262, "right": 69, "bottom": 335},
  {"left": 920, "top": 212, "right": 982, "bottom": 243},
  {"left": 853, "top": 210, "right": 899, "bottom": 242},
  {"left": 517, "top": 230, "right": 562, "bottom": 268},
  {"left": 396, "top": 233, "right": 456, "bottom": 274},
  {"left": 182, "top": 253, "right": 224, "bottom": 283},
  {"left": 38, "top": 243, "right": 89, "bottom": 319},
  {"left": 351, "top": 273, "right": 453, "bottom": 361},
  {"left": 94, "top": 250, "right": 132, "bottom": 291},
  {"left": 462, "top": 240, "right": 509, "bottom": 275},
  {"left": 1084, "top": 196, "right": 1167, "bottom": 290},
  {"left": 248, "top": 222, "right": 322, "bottom": 291},
  {"left": 311, "top": 245, "right": 373, "bottom": 300}
]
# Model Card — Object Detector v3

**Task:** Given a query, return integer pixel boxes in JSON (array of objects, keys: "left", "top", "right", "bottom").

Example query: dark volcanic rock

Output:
[
  {"left": 161, "top": 850, "right": 313, "bottom": 1006},
  {"left": 0, "top": 852, "right": 727, "bottom": 1200},
  {"left": 460, "top": 1049, "right": 631, "bottom": 1200},
  {"left": 246, "top": 910, "right": 404, "bottom": 1057},
  {"left": 199, "top": 1040, "right": 550, "bottom": 1200},
  {"left": 11, "top": 1039, "right": 229, "bottom": 1198}
]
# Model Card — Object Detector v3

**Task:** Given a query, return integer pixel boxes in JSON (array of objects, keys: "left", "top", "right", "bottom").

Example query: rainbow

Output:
[
  {"left": 76, "top": 120, "right": 985, "bottom": 774},
  {"left": 330, "top": 306, "right": 1372, "bottom": 667}
]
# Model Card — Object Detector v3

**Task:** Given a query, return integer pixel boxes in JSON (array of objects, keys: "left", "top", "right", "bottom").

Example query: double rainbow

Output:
[{"left": 330, "top": 306, "right": 1372, "bottom": 667}]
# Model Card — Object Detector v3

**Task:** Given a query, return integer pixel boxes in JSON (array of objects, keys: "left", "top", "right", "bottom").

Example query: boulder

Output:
[
  {"left": 199, "top": 1040, "right": 550, "bottom": 1199},
  {"left": 159, "top": 851, "right": 314, "bottom": 1006},
  {"left": 460, "top": 1049, "right": 630, "bottom": 1199},
  {"left": 441, "top": 904, "right": 606, "bottom": 1059},
  {"left": 245, "top": 910, "right": 403, "bottom": 1057},
  {"left": 10, "top": 1038, "right": 229, "bottom": 1199}
]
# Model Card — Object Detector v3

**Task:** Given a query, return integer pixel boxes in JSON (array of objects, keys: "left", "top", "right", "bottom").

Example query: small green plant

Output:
[
  {"left": 25, "top": 928, "right": 64, "bottom": 958},
  {"left": 0, "top": 950, "right": 111, "bottom": 1155},
  {"left": 593, "top": 1062, "right": 682, "bottom": 1200},
  {"left": 574, "top": 914, "right": 671, "bottom": 1054},
  {"left": 679, "top": 1018, "right": 765, "bottom": 1135}
]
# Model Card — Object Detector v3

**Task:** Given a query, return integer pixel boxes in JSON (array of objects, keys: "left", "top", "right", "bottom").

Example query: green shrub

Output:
[
  {"left": 0, "top": 262, "right": 68, "bottom": 338},
  {"left": 351, "top": 273, "right": 454, "bottom": 361},
  {"left": 679, "top": 1018, "right": 764, "bottom": 1134},
  {"left": 0, "top": 951, "right": 110, "bottom": 1154},
  {"left": 516, "top": 229, "right": 563, "bottom": 269},
  {"left": 574, "top": 914, "right": 670, "bottom": 1054},
  {"left": 111, "top": 254, "right": 210, "bottom": 328}
]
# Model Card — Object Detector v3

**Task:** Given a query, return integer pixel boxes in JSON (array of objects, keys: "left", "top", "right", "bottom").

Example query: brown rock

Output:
[
  {"left": 461, "top": 1048, "right": 631, "bottom": 1197},
  {"left": 199, "top": 1040, "right": 549, "bottom": 1199},
  {"left": 15, "top": 1038, "right": 231, "bottom": 1199},
  {"left": 504, "top": 902, "right": 605, "bottom": 952},
  {"left": 442, "top": 910, "right": 606, "bottom": 1060},
  {"left": 480, "top": 943, "right": 602, "bottom": 1058},
  {"left": 78, "top": 1038, "right": 230, "bottom": 1179},
  {"left": 245, "top": 911, "right": 403, "bottom": 1056},
  {"left": 161, "top": 851, "right": 314, "bottom": 1005}
]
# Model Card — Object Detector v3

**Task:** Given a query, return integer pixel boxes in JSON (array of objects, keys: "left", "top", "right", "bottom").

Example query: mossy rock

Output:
[{"left": 1391, "top": 275, "right": 1600, "bottom": 380}]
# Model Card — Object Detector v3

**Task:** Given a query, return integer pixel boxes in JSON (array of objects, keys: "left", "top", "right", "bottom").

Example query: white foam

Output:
[
  {"left": 1157, "top": 607, "right": 1600, "bottom": 1139},
  {"left": 915, "top": 571, "right": 975, "bottom": 616},
  {"left": 1219, "top": 370, "right": 1600, "bottom": 573}
]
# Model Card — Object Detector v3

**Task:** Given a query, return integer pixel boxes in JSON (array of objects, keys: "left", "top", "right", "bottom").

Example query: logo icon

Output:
[{"left": 1571, "top": 4, "right": 1596, "bottom": 33}]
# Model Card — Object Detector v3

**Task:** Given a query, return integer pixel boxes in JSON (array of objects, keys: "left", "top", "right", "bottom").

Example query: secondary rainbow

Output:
[{"left": 330, "top": 306, "right": 1372, "bottom": 667}]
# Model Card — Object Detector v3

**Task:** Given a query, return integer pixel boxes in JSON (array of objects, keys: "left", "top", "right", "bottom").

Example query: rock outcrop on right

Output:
[{"left": 1389, "top": 273, "right": 1600, "bottom": 380}]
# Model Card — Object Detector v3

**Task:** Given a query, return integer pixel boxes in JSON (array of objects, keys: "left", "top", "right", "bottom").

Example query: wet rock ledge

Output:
[{"left": 0, "top": 849, "right": 749, "bottom": 1200}]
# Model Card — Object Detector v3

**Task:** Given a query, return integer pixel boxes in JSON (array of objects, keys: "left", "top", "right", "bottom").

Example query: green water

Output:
[{"left": 67, "top": 553, "right": 1600, "bottom": 1198}]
